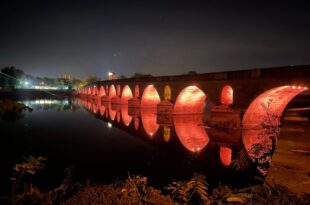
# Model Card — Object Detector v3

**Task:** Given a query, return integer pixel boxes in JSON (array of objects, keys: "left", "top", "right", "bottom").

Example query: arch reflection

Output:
[
  {"left": 141, "top": 108, "right": 159, "bottom": 137},
  {"left": 109, "top": 103, "right": 117, "bottom": 121},
  {"left": 173, "top": 115, "right": 209, "bottom": 152},
  {"left": 220, "top": 146, "right": 232, "bottom": 166},
  {"left": 121, "top": 104, "right": 132, "bottom": 126},
  {"left": 99, "top": 104, "right": 106, "bottom": 116}
]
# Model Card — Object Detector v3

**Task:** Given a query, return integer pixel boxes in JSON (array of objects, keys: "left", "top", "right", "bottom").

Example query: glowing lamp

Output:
[{"left": 107, "top": 122, "right": 112, "bottom": 128}]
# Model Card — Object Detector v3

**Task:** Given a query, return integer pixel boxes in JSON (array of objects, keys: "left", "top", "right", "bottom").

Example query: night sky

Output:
[{"left": 0, "top": 0, "right": 309, "bottom": 79}]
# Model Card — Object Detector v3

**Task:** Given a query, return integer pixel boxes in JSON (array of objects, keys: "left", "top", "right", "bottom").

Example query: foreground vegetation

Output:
[{"left": 1, "top": 156, "right": 309, "bottom": 205}]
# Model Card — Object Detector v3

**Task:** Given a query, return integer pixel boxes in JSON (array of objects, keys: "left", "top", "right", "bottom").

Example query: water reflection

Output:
[
  {"left": 109, "top": 103, "right": 117, "bottom": 121},
  {"left": 121, "top": 104, "right": 132, "bottom": 126},
  {"left": 24, "top": 99, "right": 77, "bottom": 112},
  {"left": 141, "top": 108, "right": 159, "bottom": 138},
  {"left": 79, "top": 98, "right": 241, "bottom": 156},
  {"left": 78, "top": 98, "right": 279, "bottom": 177},
  {"left": 173, "top": 115, "right": 209, "bottom": 152}
]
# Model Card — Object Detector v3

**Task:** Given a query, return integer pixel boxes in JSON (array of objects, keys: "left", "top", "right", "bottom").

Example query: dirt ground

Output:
[{"left": 266, "top": 117, "right": 310, "bottom": 194}]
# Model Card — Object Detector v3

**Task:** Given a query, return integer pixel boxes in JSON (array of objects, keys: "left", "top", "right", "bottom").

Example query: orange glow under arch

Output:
[
  {"left": 221, "top": 85, "right": 233, "bottom": 105},
  {"left": 121, "top": 85, "right": 133, "bottom": 104},
  {"left": 174, "top": 86, "right": 207, "bottom": 114},
  {"left": 99, "top": 86, "right": 106, "bottom": 98},
  {"left": 141, "top": 109, "right": 159, "bottom": 137},
  {"left": 141, "top": 85, "right": 160, "bottom": 107},
  {"left": 109, "top": 85, "right": 117, "bottom": 100},
  {"left": 173, "top": 115, "right": 209, "bottom": 152}
]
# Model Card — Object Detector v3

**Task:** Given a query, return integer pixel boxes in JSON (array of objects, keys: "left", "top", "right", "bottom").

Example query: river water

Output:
[{"left": 0, "top": 98, "right": 277, "bottom": 195}]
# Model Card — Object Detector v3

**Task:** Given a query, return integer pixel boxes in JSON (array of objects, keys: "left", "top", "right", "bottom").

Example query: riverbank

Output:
[{"left": 266, "top": 119, "right": 310, "bottom": 194}]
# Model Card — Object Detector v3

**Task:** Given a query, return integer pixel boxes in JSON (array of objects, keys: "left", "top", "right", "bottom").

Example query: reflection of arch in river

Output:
[
  {"left": 220, "top": 146, "right": 232, "bottom": 166},
  {"left": 109, "top": 103, "right": 116, "bottom": 121},
  {"left": 121, "top": 104, "right": 132, "bottom": 126},
  {"left": 92, "top": 103, "right": 98, "bottom": 114},
  {"left": 173, "top": 114, "right": 209, "bottom": 152},
  {"left": 242, "top": 85, "right": 307, "bottom": 175},
  {"left": 141, "top": 108, "right": 159, "bottom": 137},
  {"left": 99, "top": 104, "right": 106, "bottom": 116}
]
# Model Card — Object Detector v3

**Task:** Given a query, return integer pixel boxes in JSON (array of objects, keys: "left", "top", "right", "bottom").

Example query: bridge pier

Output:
[
  {"left": 111, "top": 96, "right": 121, "bottom": 104},
  {"left": 111, "top": 103, "right": 121, "bottom": 112},
  {"left": 157, "top": 100, "right": 174, "bottom": 115},
  {"left": 128, "top": 97, "right": 140, "bottom": 108},
  {"left": 101, "top": 96, "right": 109, "bottom": 102}
]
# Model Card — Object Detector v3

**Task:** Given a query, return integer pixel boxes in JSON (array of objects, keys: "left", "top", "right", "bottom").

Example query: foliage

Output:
[
  {"left": 63, "top": 174, "right": 174, "bottom": 205},
  {"left": 0, "top": 100, "right": 32, "bottom": 121},
  {"left": 10, "top": 155, "right": 47, "bottom": 204},
  {"left": 232, "top": 149, "right": 251, "bottom": 171},
  {"left": 9, "top": 156, "right": 80, "bottom": 205},
  {"left": 166, "top": 173, "right": 210, "bottom": 204},
  {"left": 0, "top": 66, "right": 24, "bottom": 88}
]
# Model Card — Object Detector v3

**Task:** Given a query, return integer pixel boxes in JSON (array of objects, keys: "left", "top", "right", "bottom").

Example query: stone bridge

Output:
[{"left": 78, "top": 65, "right": 310, "bottom": 130}]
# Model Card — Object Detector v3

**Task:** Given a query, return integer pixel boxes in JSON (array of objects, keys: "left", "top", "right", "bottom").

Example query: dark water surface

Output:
[{"left": 1, "top": 98, "right": 259, "bottom": 195}]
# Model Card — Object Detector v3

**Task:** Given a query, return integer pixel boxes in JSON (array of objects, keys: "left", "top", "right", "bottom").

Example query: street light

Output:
[{"left": 108, "top": 72, "right": 116, "bottom": 80}]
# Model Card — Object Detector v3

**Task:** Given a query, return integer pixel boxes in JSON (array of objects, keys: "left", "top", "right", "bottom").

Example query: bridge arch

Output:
[
  {"left": 121, "top": 85, "right": 133, "bottom": 104},
  {"left": 99, "top": 86, "right": 106, "bottom": 98},
  {"left": 242, "top": 85, "right": 308, "bottom": 174},
  {"left": 92, "top": 86, "right": 98, "bottom": 96},
  {"left": 141, "top": 85, "right": 161, "bottom": 107},
  {"left": 221, "top": 85, "right": 233, "bottom": 105},
  {"left": 164, "top": 85, "right": 171, "bottom": 100},
  {"left": 109, "top": 85, "right": 117, "bottom": 100},
  {"left": 174, "top": 85, "right": 207, "bottom": 114}
]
